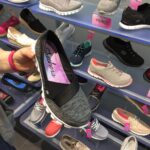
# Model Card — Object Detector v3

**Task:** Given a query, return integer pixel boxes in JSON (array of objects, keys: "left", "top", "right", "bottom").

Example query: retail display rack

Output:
[{"left": 0, "top": 0, "right": 149, "bottom": 150}]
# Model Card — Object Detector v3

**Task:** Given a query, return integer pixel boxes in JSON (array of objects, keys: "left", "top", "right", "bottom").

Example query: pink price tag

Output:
[
  {"left": 87, "top": 30, "right": 95, "bottom": 40},
  {"left": 92, "top": 14, "right": 112, "bottom": 29},
  {"left": 147, "top": 89, "right": 150, "bottom": 98},
  {"left": 141, "top": 105, "right": 149, "bottom": 115},
  {"left": 129, "top": 0, "right": 143, "bottom": 10},
  {"left": 86, "top": 129, "right": 92, "bottom": 138},
  {"left": 124, "top": 123, "right": 130, "bottom": 132}
]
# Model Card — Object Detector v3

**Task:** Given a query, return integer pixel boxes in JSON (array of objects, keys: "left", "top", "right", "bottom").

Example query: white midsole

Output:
[
  {"left": 119, "top": 22, "right": 150, "bottom": 30},
  {"left": 8, "top": 0, "right": 29, "bottom": 3}
]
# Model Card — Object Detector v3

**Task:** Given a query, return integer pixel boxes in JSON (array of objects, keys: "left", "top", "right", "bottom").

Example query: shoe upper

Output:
[
  {"left": 40, "top": 0, "right": 83, "bottom": 12},
  {"left": 88, "top": 58, "right": 132, "bottom": 87},
  {"left": 121, "top": 136, "right": 138, "bottom": 150},
  {"left": 121, "top": 3, "right": 150, "bottom": 26},
  {"left": 20, "top": 9, "right": 46, "bottom": 33},
  {"left": 35, "top": 30, "right": 91, "bottom": 127},
  {"left": 104, "top": 36, "right": 144, "bottom": 66},
  {"left": 70, "top": 40, "right": 92, "bottom": 66},
  {"left": 113, "top": 108, "right": 150, "bottom": 135},
  {"left": 60, "top": 135, "right": 90, "bottom": 150}
]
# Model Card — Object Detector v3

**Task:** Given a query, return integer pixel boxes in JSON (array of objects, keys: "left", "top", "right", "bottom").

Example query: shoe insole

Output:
[{"left": 44, "top": 42, "right": 70, "bottom": 84}]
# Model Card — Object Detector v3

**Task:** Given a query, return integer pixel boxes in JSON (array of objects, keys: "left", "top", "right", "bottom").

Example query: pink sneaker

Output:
[
  {"left": 0, "top": 16, "right": 20, "bottom": 37},
  {"left": 45, "top": 119, "right": 63, "bottom": 137}
]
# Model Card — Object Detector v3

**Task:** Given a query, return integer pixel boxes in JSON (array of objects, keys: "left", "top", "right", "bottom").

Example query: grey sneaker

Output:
[
  {"left": 88, "top": 58, "right": 132, "bottom": 88},
  {"left": 39, "top": 0, "right": 83, "bottom": 16},
  {"left": 121, "top": 136, "right": 138, "bottom": 150},
  {"left": 55, "top": 22, "right": 75, "bottom": 44},
  {"left": 83, "top": 118, "right": 108, "bottom": 140},
  {"left": 29, "top": 100, "right": 46, "bottom": 124},
  {"left": 97, "top": 0, "right": 121, "bottom": 15}
]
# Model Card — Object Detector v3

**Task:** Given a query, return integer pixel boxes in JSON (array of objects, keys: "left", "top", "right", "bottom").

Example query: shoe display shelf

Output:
[
  {"left": 0, "top": 0, "right": 38, "bottom": 8},
  {"left": 29, "top": 1, "right": 150, "bottom": 45},
  {"left": 0, "top": 74, "right": 41, "bottom": 118}
]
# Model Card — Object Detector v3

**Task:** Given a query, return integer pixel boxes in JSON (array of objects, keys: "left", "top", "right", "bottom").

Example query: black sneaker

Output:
[
  {"left": 34, "top": 30, "right": 91, "bottom": 128},
  {"left": 89, "top": 84, "right": 106, "bottom": 112},
  {"left": 103, "top": 36, "right": 144, "bottom": 67},
  {"left": 143, "top": 68, "right": 150, "bottom": 83},
  {"left": 120, "top": 3, "right": 150, "bottom": 30},
  {"left": 70, "top": 40, "right": 92, "bottom": 67},
  {"left": 19, "top": 9, "right": 46, "bottom": 34}
]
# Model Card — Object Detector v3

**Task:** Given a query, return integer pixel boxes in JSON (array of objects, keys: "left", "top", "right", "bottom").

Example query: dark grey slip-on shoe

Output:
[{"left": 34, "top": 30, "right": 91, "bottom": 128}]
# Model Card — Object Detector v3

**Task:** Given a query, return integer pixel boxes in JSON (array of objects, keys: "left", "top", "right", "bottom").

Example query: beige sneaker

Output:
[
  {"left": 39, "top": 0, "right": 83, "bottom": 16},
  {"left": 112, "top": 108, "right": 150, "bottom": 136},
  {"left": 27, "top": 71, "right": 41, "bottom": 82},
  {"left": 121, "top": 136, "right": 138, "bottom": 150},
  {"left": 88, "top": 58, "right": 132, "bottom": 88},
  {"left": 7, "top": 27, "right": 35, "bottom": 47}
]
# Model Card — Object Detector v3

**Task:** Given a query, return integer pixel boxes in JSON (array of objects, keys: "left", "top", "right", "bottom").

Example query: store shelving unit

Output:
[{"left": 0, "top": 0, "right": 149, "bottom": 150}]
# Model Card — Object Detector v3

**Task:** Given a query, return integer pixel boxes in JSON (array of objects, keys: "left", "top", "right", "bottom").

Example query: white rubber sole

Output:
[
  {"left": 87, "top": 68, "right": 133, "bottom": 88},
  {"left": 112, "top": 113, "right": 150, "bottom": 136},
  {"left": 119, "top": 22, "right": 150, "bottom": 30},
  {"left": 39, "top": 2, "right": 83, "bottom": 16},
  {"left": 8, "top": 0, "right": 29, "bottom": 3}
]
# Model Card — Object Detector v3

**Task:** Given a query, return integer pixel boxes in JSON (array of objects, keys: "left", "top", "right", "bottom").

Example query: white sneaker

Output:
[
  {"left": 8, "top": 0, "right": 30, "bottom": 3},
  {"left": 88, "top": 58, "right": 133, "bottom": 88}
]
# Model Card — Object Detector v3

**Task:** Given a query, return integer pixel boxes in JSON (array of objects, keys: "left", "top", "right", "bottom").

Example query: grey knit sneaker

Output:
[
  {"left": 97, "top": 0, "right": 121, "bottom": 15},
  {"left": 39, "top": 0, "right": 83, "bottom": 16},
  {"left": 34, "top": 30, "right": 91, "bottom": 128}
]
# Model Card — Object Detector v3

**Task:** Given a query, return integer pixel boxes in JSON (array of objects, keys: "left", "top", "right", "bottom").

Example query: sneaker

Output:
[
  {"left": 30, "top": 98, "right": 46, "bottom": 124},
  {"left": 55, "top": 22, "right": 75, "bottom": 44},
  {"left": 121, "top": 136, "right": 138, "bottom": 150},
  {"left": 88, "top": 58, "right": 132, "bottom": 88},
  {"left": 45, "top": 119, "right": 63, "bottom": 137},
  {"left": 39, "top": 0, "right": 83, "bottom": 16},
  {"left": 0, "top": 16, "right": 20, "bottom": 37},
  {"left": 27, "top": 71, "right": 41, "bottom": 83},
  {"left": 143, "top": 68, "right": 150, "bottom": 83},
  {"left": 112, "top": 108, "right": 150, "bottom": 136},
  {"left": 125, "top": 96, "right": 150, "bottom": 117},
  {"left": 8, "top": 0, "right": 30, "bottom": 3},
  {"left": 19, "top": 9, "right": 46, "bottom": 34},
  {"left": 83, "top": 118, "right": 108, "bottom": 140},
  {"left": 7, "top": 27, "right": 35, "bottom": 47},
  {"left": 103, "top": 36, "right": 144, "bottom": 67},
  {"left": 60, "top": 135, "right": 90, "bottom": 150},
  {"left": 34, "top": 30, "right": 91, "bottom": 128},
  {"left": 97, "top": 0, "right": 121, "bottom": 15},
  {"left": 89, "top": 84, "right": 106, "bottom": 112},
  {"left": 120, "top": 3, "right": 150, "bottom": 30},
  {"left": 70, "top": 40, "right": 92, "bottom": 67}
]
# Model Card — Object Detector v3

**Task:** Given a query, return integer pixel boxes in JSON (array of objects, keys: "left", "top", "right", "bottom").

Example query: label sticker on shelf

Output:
[
  {"left": 92, "top": 13, "right": 112, "bottom": 29},
  {"left": 124, "top": 123, "right": 130, "bottom": 132},
  {"left": 129, "top": 0, "right": 143, "bottom": 10},
  {"left": 146, "top": 89, "right": 150, "bottom": 98},
  {"left": 86, "top": 129, "right": 92, "bottom": 138},
  {"left": 87, "top": 30, "right": 95, "bottom": 40}
]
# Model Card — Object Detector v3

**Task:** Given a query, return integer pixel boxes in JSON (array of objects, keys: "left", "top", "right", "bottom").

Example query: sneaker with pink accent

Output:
[
  {"left": 88, "top": 58, "right": 132, "bottom": 88},
  {"left": 112, "top": 108, "right": 150, "bottom": 136},
  {"left": 0, "top": 16, "right": 20, "bottom": 37},
  {"left": 45, "top": 119, "right": 63, "bottom": 137}
]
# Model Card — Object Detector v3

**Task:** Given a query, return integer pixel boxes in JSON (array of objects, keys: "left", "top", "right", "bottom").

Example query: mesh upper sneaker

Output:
[
  {"left": 39, "top": 0, "right": 83, "bottom": 16},
  {"left": 97, "top": 0, "right": 121, "bottom": 15},
  {"left": 121, "top": 136, "right": 138, "bottom": 150},
  {"left": 60, "top": 135, "right": 90, "bottom": 150},
  {"left": 120, "top": 3, "right": 150, "bottom": 30},
  {"left": 103, "top": 36, "right": 144, "bottom": 67},
  {"left": 88, "top": 58, "right": 132, "bottom": 88},
  {"left": 143, "top": 68, "right": 150, "bottom": 83},
  {"left": 45, "top": 119, "right": 63, "bottom": 137},
  {"left": 55, "top": 22, "right": 75, "bottom": 44},
  {"left": 112, "top": 108, "right": 150, "bottom": 136},
  {"left": 34, "top": 30, "right": 91, "bottom": 128},
  {"left": 29, "top": 98, "right": 46, "bottom": 124},
  {"left": 70, "top": 40, "right": 92, "bottom": 67},
  {"left": 83, "top": 118, "right": 108, "bottom": 140}
]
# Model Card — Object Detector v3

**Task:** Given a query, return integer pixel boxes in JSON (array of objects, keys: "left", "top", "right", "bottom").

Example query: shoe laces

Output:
[
  {"left": 73, "top": 45, "right": 84, "bottom": 57},
  {"left": 109, "top": 65, "right": 122, "bottom": 76},
  {"left": 91, "top": 119, "right": 100, "bottom": 131}
]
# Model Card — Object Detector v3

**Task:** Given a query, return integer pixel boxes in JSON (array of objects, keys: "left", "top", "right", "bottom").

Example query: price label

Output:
[
  {"left": 92, "top": 13, "right": 112, "bottom": 29},
  {"left": 129, "top": 0, "right": 143, "bottom": 10}
]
